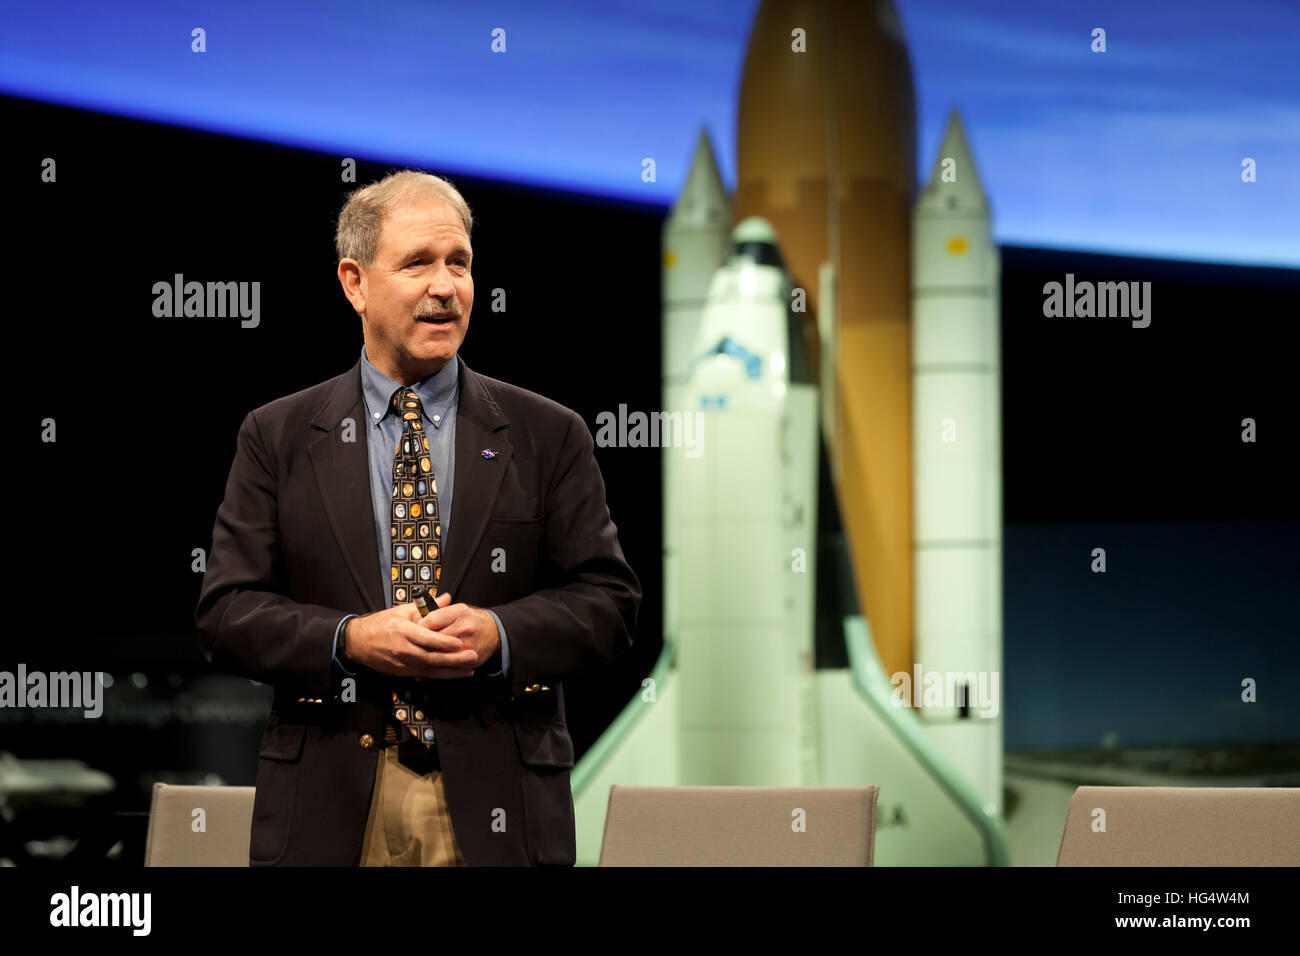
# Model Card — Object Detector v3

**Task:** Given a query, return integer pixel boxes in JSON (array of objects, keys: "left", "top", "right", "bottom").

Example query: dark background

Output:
[{"left": 2, "top": 94, "right": 1297, "bottom": 822}]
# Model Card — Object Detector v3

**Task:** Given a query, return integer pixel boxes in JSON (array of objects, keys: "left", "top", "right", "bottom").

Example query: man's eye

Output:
[{"left": 405, "top": 258, "right": 467, "bottom": 269}]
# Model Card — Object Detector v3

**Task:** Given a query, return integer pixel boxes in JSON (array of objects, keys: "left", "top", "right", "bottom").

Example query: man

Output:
[{"left": 195, "top": 169, "right": 642, "bottom": 866}]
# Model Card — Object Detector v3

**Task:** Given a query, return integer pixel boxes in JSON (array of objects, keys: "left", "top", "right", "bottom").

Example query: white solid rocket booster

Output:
[
  {"left": 662, "top": 129, "right": 731, "bottom": 386},
  {"left": 910, "top": 109, "right": 1004, "bottom": 811}
]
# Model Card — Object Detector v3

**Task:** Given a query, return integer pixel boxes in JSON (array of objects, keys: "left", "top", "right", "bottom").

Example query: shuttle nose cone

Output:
[
  {"left": 726, "top": 216, "right": 788, "bottom": 271},
  {"left": 916, "top": 109, "right": 990, "bottom": 216},
  {"left": 670, "top": 129, "right": 729, "bottom": 229}
]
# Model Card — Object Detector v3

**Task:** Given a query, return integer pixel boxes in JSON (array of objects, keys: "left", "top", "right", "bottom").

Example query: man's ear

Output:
[{"left": 337, "top": 259, "right": 366, "bottom": 314}]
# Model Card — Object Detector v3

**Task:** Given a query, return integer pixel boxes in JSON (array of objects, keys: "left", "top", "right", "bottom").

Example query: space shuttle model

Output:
[
  {"left": 668, "top": 213, "right": 822, "bottom": 787},
  {"left": 569, "top": 0, "right": 1008, "bottom": 865}
]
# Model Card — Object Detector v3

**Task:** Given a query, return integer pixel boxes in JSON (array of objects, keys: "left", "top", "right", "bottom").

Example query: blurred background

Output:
[{"left": 1, "top": 0, "right": 1296, "bottom": 867}]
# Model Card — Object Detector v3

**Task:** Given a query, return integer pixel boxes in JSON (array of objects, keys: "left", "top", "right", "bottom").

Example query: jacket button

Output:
[{"left": 359, "top": 734, "right": 374, "bottom": 750}]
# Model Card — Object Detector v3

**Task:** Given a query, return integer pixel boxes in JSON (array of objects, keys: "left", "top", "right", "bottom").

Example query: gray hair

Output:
[{"left": 335, "top": 169, "right": 474, "bottom": 268}]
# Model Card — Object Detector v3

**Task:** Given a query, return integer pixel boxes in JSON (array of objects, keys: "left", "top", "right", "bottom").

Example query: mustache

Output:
[{"left": 412, "top": 302, "right": 462, "bottom": 319}]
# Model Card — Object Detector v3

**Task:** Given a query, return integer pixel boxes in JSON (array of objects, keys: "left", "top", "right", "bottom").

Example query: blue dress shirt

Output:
[{"left": 330, "top": 347, "right": 511, "bottom": 736}]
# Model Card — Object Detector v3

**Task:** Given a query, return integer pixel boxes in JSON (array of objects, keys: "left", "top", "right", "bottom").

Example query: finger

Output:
[
  {"left": 408, "top": 650, "right": 478, "bottom": 674},
  {"left": 402, "top": 589, "right": 449, "bottom": 618},
  {"left": 411, "top": 592, "right": 454, "bottom": 628},
  {"left": 390, "top": 647, "right": 476, "bottom": 676},
  {"left": 399, "top": 622, "right": 464, "bottom": 653},
  {"left": 419, "top": 601, "right": 466, "bottom": 630},
  {"left": 424, "top": 649, "right": 479, "bottom": 668}
]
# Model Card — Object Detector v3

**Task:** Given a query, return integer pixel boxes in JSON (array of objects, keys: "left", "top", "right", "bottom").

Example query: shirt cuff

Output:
[
  {"left": 486, "top": 609, "right": 510, "bottom": 678},
  {"left": 332, "top": 613, "right": 359, "bottom": 677}
]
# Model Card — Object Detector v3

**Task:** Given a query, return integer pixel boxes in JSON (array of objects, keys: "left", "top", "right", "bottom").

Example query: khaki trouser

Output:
[{"left": 359, "top": 736, "right": 468, "bottom": 866}]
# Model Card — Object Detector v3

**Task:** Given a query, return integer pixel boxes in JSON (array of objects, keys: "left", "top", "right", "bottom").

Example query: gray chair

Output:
[
  {"left": 144, "top": 782, "right": 255, "bottom": 866},
  {"left": 598, "top": 785, "right": 878, "bottom": 865},
  {"left": 1056, "top": 786, "right": 1300, "bottom": 866}
]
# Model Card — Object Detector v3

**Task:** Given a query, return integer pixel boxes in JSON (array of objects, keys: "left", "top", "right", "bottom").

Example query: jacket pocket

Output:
[
  {"left": 485, "top": 516, "right": 542, "bottom": 539},
  {"left": 512, "top": 721, "right": 577, "bottom": 866},
  {"left": 250, "top": 717, "right": 306, "bottom": 863},
  {"left": 258, "top": 716, "right": 308, "bottom": 761},
  {"left": 512, "top": 721, "right": 575, "bottom": 768}
]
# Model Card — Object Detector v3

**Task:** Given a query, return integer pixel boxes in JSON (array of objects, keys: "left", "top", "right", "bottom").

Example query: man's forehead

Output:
[{"left": 382, "top": 199, "right": 471, "bottom": 252}]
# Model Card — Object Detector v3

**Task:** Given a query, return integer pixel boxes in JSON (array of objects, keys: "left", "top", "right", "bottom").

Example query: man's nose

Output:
[{"left": 426, "top": 264, "right": 457, "bottom": 298}]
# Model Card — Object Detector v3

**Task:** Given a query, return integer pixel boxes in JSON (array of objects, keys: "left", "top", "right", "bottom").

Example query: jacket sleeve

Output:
[
  {"left": 195, "top": 409, "right": 349, "bottom": 700},
  {"left": 488, "top": 409, "right": 641, "bottom": 700}
]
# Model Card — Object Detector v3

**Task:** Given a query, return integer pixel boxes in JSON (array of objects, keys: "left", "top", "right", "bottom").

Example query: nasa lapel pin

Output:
[{"left": 481, "top": 448, "right": 497, "bottom": 459}]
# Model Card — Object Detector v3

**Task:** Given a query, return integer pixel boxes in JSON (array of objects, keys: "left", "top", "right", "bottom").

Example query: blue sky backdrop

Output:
[
  {"left": 1005, "top": 521, "right": 1300, "bottom": 749},
  {"left": 3, "top": 0, "right": 1296, "bottom": 266}
]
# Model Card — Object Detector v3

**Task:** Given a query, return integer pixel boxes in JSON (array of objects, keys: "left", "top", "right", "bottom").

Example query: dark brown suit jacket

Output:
[{"left": 194, "top": 354, "right": 641, "bottom": 865}]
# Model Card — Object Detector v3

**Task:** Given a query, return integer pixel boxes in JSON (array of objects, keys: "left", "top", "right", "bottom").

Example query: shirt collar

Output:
[{"left": 360, "top": 344, "right": 459, "bottom": 429}]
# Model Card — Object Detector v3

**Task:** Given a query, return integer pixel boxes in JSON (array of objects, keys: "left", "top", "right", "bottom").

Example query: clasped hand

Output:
[{"left": 344, "top": 591, "right": 501, "bottom": 679}]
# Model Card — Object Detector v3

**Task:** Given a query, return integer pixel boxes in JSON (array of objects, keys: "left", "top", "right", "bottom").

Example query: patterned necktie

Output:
[{"left": 389, "top": 386, "right": 444, "bottom": 747}]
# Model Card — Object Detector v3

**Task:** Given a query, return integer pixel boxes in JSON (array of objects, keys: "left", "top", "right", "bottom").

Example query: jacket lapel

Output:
[
  {"left": 440, "top": 355, "right": 512, "bottom": 600},
  {"left": 309, "top": 358, "right": 386, "bottom": 613},
  {"left": 306, "top": 354, "right": 512, "bottom": 613}
]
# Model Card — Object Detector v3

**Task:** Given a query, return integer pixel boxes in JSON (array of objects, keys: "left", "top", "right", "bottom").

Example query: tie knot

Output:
[{"left": 391, "top": 387, "right": 424, "bottom": 423}]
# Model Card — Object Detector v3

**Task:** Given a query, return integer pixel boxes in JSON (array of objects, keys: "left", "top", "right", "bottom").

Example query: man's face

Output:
[{"left": 340, "top": 192, "right": 473, "bottom": 382}]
